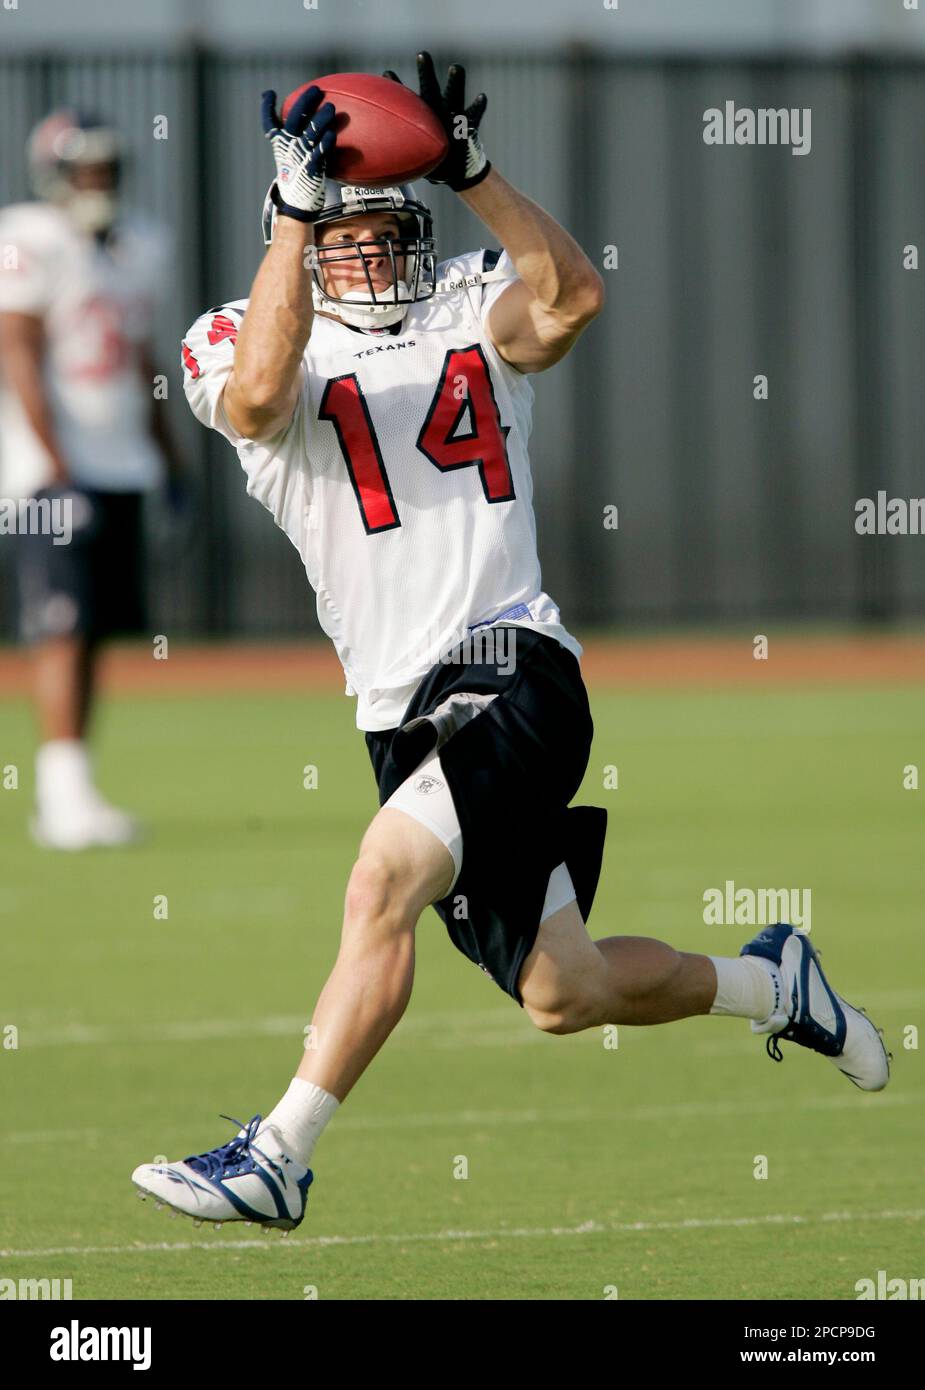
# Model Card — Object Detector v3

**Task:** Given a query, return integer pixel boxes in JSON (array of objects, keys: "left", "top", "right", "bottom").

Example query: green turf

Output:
[{"left": 0, "top": 680, "right": 922, "bottom": 1299}]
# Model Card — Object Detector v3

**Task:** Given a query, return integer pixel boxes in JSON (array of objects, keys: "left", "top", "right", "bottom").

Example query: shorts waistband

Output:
[{"left": 467, "top": 602, "right": 531, "bottom": 633}]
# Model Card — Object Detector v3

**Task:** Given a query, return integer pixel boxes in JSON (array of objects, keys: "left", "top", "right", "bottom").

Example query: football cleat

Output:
[
  {"left": 30, "top": 794, "right": 141, "bottom": 851},
  {"left": 740, "top": 924, "right": 891, "bottom": 1091},
  {"left": 131, "top": 1114, "right": 313, "bottom": 1230}
]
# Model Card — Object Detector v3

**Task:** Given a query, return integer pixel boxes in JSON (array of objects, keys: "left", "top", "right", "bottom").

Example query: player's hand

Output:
[
  {"left": 149, "top": 471, "right": 197, "bottom": 554},
  {"left": 383, "top": 53, "right": 491, "bottom": 192},
  {"left": 261, "top": 87, "right": 337, "bottom": 223}
]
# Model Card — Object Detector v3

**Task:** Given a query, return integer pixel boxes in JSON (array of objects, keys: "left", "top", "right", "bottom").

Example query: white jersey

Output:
[
  {"left": 0, "top": 201, "right": 169, "bottom": 497},
  {"left": 182, "top": 248, "right": 583, "bottom": 731}
]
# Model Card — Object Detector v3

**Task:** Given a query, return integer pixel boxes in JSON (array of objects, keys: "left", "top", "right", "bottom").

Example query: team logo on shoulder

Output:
[
  {"left": 181, "top": 341, "right": 200, "bottom": 378},
  {"left": 207, "top": 313, "right": 239, "bottom": 346},
  {"left": 414, "top": 774, "right": 444, "bottom": 795}
]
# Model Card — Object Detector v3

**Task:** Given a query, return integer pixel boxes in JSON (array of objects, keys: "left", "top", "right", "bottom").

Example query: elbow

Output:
[
  {"left": 573, "top": 270, "right": 606, "bottom": 322},
  {"left": 223, "top": 374, "right": 295, "bottom": 440},
  {"left": 231, "top": 373, "right": 289, "bottom": 416},
  {"left": 553, "top": 270, "right": 605, "bottom": 331}
]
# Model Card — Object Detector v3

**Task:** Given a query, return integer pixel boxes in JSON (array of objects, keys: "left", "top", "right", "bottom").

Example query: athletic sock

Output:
[
  {"left": 708, "top": 955, "right": 781, "bottom": 1022},
  {"left": 35, "top": 738, "right": 94, "bottom": 812},
  {"left": 260, "top": 1078, "right": 340, "bottom": 1167}
]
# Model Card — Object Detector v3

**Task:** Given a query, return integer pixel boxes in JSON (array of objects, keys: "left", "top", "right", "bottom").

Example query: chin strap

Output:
[
  {"left": 306, "top": 256, "right": 517, "bottom": 329},
  {"left": 303, "top": 246, "right": 514, "bottom": 300}
]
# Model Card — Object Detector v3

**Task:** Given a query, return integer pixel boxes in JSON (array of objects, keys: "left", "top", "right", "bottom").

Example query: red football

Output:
[{"left": 281, "top": 72, "right": 449, "bottom": 186}]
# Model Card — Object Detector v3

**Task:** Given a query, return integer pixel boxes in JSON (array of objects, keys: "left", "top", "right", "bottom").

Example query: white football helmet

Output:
[
  {"left": 28, "top": 109, "right": 123, "bottom": 235},
  {"left": 261, "top": 178, "right": 437, "bottom": 330}
]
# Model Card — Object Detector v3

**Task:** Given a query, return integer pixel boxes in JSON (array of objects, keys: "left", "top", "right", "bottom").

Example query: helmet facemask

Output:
[
  {"left": 262, "top": 181, "right": 437, "bottom": 330},
  {"left": 28, "top": 111, "right": 123, "bottom": 235}
]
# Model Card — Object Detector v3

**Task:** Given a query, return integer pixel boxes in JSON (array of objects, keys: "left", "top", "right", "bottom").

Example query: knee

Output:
[
  {"left": 525, "top": 1006, "right": 571, "bottom": 1035},
  {"left": 522, "top": 990, "right": 600, "bottom": 1036},
  {"left": 343, "top": 852, "right": 410, "bottom": 931}
]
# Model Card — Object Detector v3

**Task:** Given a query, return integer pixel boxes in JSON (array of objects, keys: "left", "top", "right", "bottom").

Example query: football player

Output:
[
  {"left": 132, "top": 56, "right": 890, "bottom": 1232},
  {"left": 0, "top": 110, "right": 183, "bottom": 849}
]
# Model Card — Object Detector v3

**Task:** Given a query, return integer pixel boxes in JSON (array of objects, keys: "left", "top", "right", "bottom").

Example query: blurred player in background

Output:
[{"left": 0, "top": 110, "right": 182, "bottom": 850}]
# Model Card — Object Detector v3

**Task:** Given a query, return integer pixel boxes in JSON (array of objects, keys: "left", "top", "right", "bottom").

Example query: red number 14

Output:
[{"left": 318, "top": 344, "right": 515, "bottom": 534}]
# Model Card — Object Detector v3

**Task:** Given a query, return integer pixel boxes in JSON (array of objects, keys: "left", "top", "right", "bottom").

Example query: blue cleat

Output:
[{"left": 740, "top": 924, "right": 890, "bottom": 1091}]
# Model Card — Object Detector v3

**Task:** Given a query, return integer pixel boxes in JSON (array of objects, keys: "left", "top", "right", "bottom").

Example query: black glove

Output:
[{"left": 383, "top": 52, "right": 491, "bottom": 192}]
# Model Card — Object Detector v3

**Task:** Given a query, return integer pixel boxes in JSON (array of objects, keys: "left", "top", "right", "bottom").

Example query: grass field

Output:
[{"left": 1, "top": 668, "right": 922, "bottom": 1300}]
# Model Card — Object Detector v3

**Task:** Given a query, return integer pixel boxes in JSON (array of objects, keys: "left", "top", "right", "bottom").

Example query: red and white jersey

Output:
[
  {"left": 0, "top": 201, "right": 169, "bottom": 497},
  {"left": 182, "top": 248, "right": 582, "bottom": 730}
]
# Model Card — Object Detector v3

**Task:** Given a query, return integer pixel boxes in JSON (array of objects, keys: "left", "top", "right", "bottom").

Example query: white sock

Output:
[
  {"left": 261, "top": 1078, "right": 340, "bottom": 1167},
  {"left": 708, "top": 955, "right": 781, "bottom": 1022},
  {"left": 35, "top": 739, "right": 94, "bottom": 812}
]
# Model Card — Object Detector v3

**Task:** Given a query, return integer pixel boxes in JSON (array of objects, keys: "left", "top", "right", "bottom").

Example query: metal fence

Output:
[{"left": 1, "top": 49, "right": 923, "bottom": 638}]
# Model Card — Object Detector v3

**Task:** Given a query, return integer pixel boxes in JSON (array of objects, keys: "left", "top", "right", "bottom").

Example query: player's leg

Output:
[
  {"left": 518, "top": 873, "right": 889, "bottom": 1090},
  {"left": 131, "top": 795, "right": 457, "bottom": 1227},
  {"left": 24, "top": 521, "right": 100, "bottom": 841},
  {"left": 257, "top": 766, "right": 461, "bottom": 1159},
  {"left": 23, "top": 488, "right": 138, "bottom": 848},
  {"left": 32, "top": 633, "right": 91, "bottom": 741},
  {"left": 518, "top": 888, "right": 719, "bottom": 1034},
  {"left": 293, "top": 804, "right": 456, "bottom": 1101}
]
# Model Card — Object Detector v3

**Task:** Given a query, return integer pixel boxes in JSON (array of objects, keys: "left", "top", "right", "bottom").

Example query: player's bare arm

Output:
[
  {"left": 459, "top": 166, "right": 605, "bottom": 373},
  {"left": 0, "top": 310, "right": 70, "bottom": 483},
  {"left": 387, "top": 51, "right": 604, "bottom": 374},
  {"left": 221, "top": 86, "right": 336, "bottom": 441},
  {"left": 221, "top": 216, "right": 316, "bottom": 440}
]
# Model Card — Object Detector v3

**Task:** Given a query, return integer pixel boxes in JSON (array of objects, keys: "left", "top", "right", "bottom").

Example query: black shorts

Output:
[
  {"left": 15, "top": 487, "right": 147, "bottom": 644},
  {"left": 365, "top": 625, "right": 608, "bottom": 1005}
]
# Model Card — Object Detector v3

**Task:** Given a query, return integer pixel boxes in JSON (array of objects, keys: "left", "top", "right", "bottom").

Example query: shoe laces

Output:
[
  {"left": 766, "top": 999, "right": 891, "bottom": 1065},
  {"left": 768, "top": 1008, "right": 843, "bottom": 1059},
  {"left": 183, "top": 1113, "right": 284, "bottom": 1183}
]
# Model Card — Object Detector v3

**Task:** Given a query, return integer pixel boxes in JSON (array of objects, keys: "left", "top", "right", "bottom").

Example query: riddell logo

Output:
[{"left": 343, "top": 185, "right": 400, "bottom": 199}]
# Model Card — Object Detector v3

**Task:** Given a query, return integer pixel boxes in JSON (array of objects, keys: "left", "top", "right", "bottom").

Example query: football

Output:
[{"left": 281, "top": 72, "right": 449, "bottom": 186}]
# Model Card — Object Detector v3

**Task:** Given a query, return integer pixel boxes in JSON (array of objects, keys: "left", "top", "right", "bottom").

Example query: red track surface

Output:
[{"left": 1, "top": 634, "right": 924, "bottom": 696}]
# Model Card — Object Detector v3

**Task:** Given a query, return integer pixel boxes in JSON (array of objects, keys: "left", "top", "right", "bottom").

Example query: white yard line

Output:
[
  {"left": 2, "top": 1208, "right": 923, "bottom": 1261},
  {"left": 5, "top": 1088, "right": 920, "bottom": 1148},
  {"left": 5, "top": 992, "right": 920, "bottom": 1049}
]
